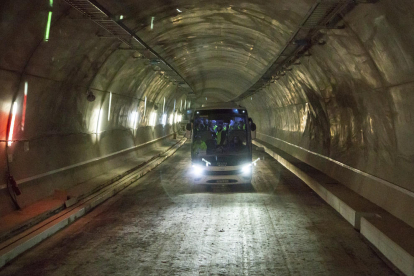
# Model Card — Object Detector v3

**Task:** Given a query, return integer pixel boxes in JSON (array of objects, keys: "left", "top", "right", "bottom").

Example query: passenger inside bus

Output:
[
  {"left": 193, "top": 116, "right": 247, "bottom": 155},
  {"left": 226, "top": 136, "right": 241, "bottom": 151},
  {"left": 192, "top": 135, "right": 207, "bottom": 155}
]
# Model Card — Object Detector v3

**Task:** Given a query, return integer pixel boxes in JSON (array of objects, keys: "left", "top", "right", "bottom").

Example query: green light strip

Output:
[
  {"left": 44, "top": 11, "right": 52, "bottom": 41},
  {"left": 49, "top": 0, "right": 53, "bottom": 7},
  {"left": 151, "top": 17, "right": 154, "bottom": 30}
]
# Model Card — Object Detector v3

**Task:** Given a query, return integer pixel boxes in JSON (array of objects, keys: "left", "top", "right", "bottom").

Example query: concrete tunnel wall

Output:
[
  {"left": 0, "top": 1, "right": 188, "bottom": 216},
  {"left": 0, "top": 0, "right": 414, "bottom": 232},
  {"left": 241, "top": 1, "right": 414, "bottom": 228}
]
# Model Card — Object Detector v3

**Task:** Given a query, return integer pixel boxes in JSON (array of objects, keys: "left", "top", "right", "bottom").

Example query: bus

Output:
[{"left": 189, "top": 104, "right": 257, "bottom": 185}]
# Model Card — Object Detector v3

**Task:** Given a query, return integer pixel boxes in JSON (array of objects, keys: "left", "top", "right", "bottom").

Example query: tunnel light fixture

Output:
[
  {"left": 144, "top": 96, "right": 147, "bottom": 117},
  {"left": 131, "top": 111, "right": 139, "bottom": 129},
  {"left": 120, "top": 15, "right": 124, "bottom": 20},
  {"left": 44, "top": 11, "right": 53, "bottom": 41},
  {"left": 8, "top": 102, "right": 17, "bottom": 146},
  {"left": 162, "top": 114, "right": 167, "bottom": 126},
  {"left": 149, "top": 112, "right": 157, "bottom": 127},
  {"left": 163, "top": 97, "right": 165, "bottom": 113},
  {"left": 21, "top": 81, "right": 28, "bottom": 131},
  {"left": 169, "top": 114, "right": 173, "bottom": 125},
  {"left": 151, "top": 17, "right": 155, "bottom": 30},
  {"left": 108, "top": 92, "right": 112, "bottom": 121},
  {"left": 96, "top": 108, "right": 103, "bottom": 135},
  {"left": 46, "top": 0, "right": 54, "bottom": 41},
  {"left": 176, "top": 8, "right": 182, "bottom": 13}
]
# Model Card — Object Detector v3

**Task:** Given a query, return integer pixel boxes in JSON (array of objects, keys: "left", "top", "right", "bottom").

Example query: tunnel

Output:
[{"left": 1, "top": 0, "right": 414, "bottom": 275}]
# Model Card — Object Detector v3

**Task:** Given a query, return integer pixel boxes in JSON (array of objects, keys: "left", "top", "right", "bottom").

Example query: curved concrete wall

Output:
[
  {"left": 0, "top": 1, "right": 187, "bottom": 216},
  {"left": 242, "top": 0, "right": 414, "bottom": 228},
  {"left": 1, "top": 0, "right": 413, "bottom": 230}
]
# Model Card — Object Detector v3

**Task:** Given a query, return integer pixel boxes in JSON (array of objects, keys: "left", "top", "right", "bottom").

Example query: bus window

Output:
[{"left": 193, "top": 114, "right": 248, "bottom": 155}]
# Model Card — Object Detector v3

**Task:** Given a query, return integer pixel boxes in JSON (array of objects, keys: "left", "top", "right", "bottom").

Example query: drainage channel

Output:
[{"left": 0, "top": 138, "right": 187, "bottom": 268}]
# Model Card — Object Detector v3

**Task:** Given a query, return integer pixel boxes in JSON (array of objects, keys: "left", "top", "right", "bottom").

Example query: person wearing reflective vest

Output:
[
  {"left": 192, "top": 136, "right": 207, "bottom": 154},
  {"left": 215, "top": 124, "right": 228, "bottom": 146}
]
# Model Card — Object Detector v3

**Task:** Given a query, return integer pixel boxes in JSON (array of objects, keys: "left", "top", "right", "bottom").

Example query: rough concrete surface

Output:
[
  {"left": 0, "top": 143, "right": 396, "bottom": 276},
  {"left": 2, "top": 0, "right": 414, "bottom": 242}
]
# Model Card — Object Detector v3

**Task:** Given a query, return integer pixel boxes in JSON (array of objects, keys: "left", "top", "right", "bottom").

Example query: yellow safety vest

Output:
[
  {"left": 216, "top": 131, "right": 222, "bottom": 145},
  {"left": 193, "top": 141, "right": 207, "bottom": 153}
]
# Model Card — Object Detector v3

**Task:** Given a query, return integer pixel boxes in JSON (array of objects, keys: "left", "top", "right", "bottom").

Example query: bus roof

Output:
[{"left": 197, "top": 103, "right": 246, "bottom": 111}]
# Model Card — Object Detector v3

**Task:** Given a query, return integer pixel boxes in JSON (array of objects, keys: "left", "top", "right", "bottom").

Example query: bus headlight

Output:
[
  {"left": 242, "top": 164, "right": 252, "bottom": 175},
  {"left": 192, "top": 164, "right": 204, "bottom": 176}
]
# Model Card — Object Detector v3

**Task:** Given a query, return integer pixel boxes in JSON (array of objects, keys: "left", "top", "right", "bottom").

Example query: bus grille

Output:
[
  {"left": 204, "top": 170, "right": 240, "bottom": 176},
  {"left": 207, "top": 179, "right": 238, "bottom": 184}
]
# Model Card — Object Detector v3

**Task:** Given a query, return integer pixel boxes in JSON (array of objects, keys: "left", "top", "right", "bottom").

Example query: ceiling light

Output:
[
  {"left": 177, "top": 8, "right": 182, "bottom": 13},
  {"left": 44, "top": 11, "right": 53, "bottom": 41}
]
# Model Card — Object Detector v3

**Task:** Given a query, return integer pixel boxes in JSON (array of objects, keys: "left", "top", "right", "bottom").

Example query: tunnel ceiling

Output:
[{"left": 94, "top": 0, "right": 314, "bottom": 103}]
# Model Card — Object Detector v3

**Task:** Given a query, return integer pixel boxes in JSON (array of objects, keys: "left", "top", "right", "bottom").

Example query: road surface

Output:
[{"left": 0, "top": 142, "right": 395, "bottom": 276}]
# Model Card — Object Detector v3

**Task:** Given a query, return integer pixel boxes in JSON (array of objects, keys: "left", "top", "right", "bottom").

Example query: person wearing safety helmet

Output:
[
  {"left": 211, "top": 120, "right": 218, "bottom": 133},
  {"left": 229, "top": 119, "right": 235, "bottom": 130}
]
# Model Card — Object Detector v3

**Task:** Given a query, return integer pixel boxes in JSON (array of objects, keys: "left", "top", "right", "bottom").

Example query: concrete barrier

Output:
[
  {"left": 254, "top": 139, "right": 414, "bottom": 275},
  {"left": 0, "top": 138, "right": 186, "bottom": 268}
]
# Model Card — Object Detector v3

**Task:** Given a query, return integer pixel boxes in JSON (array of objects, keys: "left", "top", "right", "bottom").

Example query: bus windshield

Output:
[{"left": 192, "top": 111, "right": 248, "bottom": 156}]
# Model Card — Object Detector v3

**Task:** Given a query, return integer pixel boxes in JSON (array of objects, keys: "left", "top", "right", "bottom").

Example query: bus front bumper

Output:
[{"left": 192, "top": 166, "right": 252, "bottom": 185}]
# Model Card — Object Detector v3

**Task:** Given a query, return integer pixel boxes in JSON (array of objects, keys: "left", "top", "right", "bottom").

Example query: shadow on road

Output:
[{"left": 190, "top": 183, "right": 256, "bottom": 194}]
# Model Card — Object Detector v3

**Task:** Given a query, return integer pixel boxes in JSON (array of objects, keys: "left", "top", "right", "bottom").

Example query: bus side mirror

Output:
[
  {"left": 186, "top": 123, "right": 192, "bottom": 131},
  {"left": 251, "top": 123, "right": 256, "bottom": 131}
]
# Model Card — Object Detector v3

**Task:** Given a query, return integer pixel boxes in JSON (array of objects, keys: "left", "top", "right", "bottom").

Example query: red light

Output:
[
  {"left": 21, "top": 96, "right": 27, "bottom": 131},
  {"left": 8, "top": 103, "right": 17, "bottom": 146},
  {"left": 21, "top": 82, "right": 28, "bottom": 131}
]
